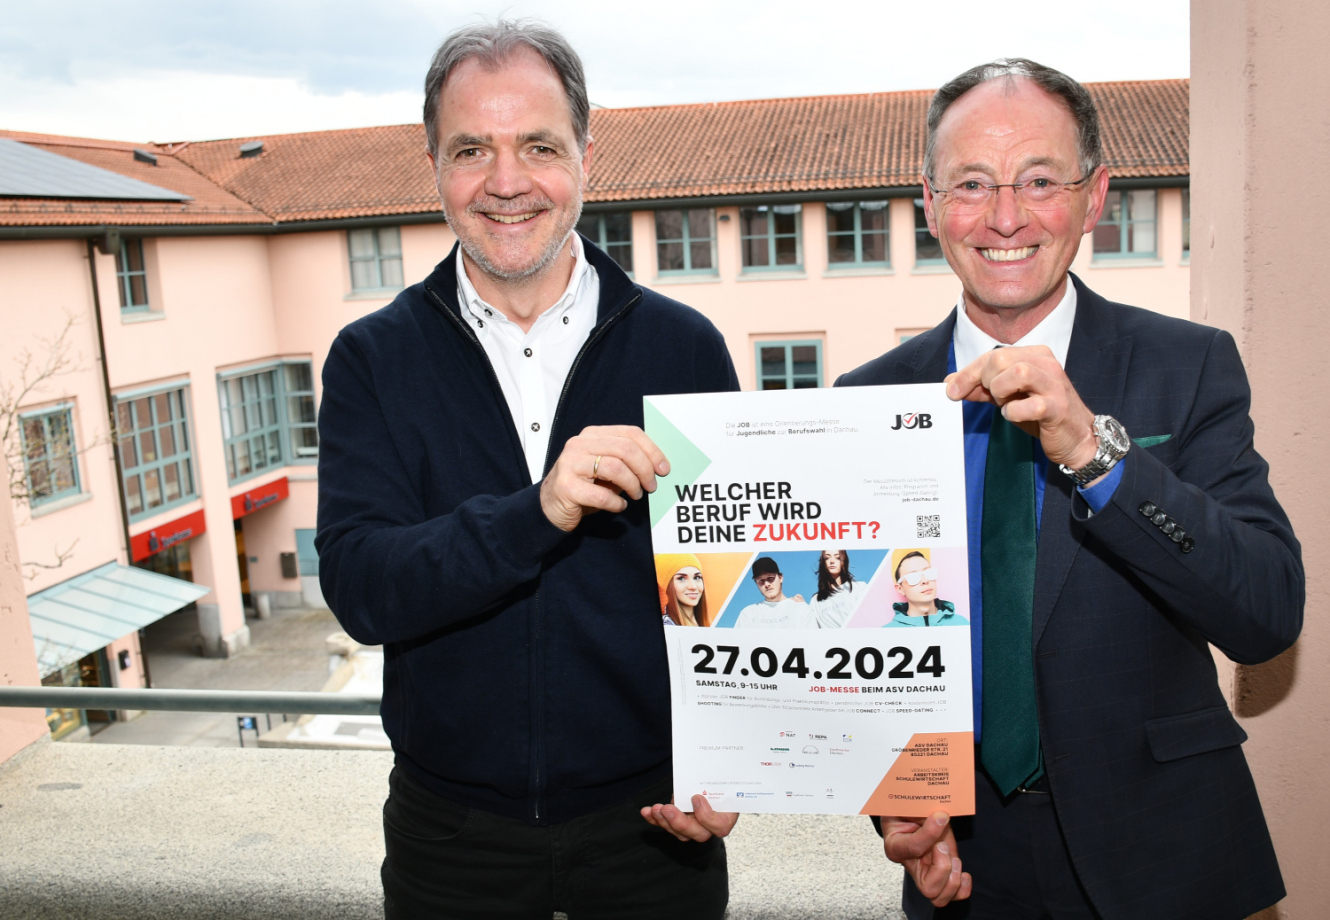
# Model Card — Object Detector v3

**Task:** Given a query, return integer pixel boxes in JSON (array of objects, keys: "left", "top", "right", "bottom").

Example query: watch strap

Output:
[{"left": 1058, "top": 415, "right": 1129, "bottom": 487}]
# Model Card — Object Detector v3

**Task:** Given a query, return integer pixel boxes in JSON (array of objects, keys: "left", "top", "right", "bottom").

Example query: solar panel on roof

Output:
[{"left": 0, "top": 138, "right": 191, "bottom": 201}]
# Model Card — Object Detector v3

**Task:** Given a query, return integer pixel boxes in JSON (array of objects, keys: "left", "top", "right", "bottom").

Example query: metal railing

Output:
[{"left": 0, "top": 686, "right": 381, "bottom": 716}]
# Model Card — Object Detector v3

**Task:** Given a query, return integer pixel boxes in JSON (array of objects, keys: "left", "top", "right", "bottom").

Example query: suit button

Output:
[
  {"left": 1152, "top": 511, "right": 1167, "bottom": 527},
  {"left": 1139, "top": 501, "right": 1157, "bottom": 517},
  {"left": 1181, "top": 536, "right": 1195, "bottom": 553},
  {"left": 1170, "top": 529, "right": 1185, "bottom": 543},
  {"left": 1161, "top": 519, "right": 1177, "bottom": 535}
]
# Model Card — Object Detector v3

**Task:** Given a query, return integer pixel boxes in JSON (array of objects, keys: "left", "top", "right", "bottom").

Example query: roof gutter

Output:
[
  {"left": 0, "top": 210, "right": 448, "bottom": 240},
  {"left": 581, "top": 186, "right": 924, "bottom": 212},
  {"left": 582, "top": 175, "right": 1188, "bottom": 212},
  {"left": 0, "top": 174, "right": 1188, "bottom": 239}
]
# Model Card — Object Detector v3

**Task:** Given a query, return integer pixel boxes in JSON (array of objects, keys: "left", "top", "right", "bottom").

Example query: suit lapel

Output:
[
  {"left": 1032, "top": 276, "right": 1133, "bottom": 646},
  {"left": 909, "top": 310, "right": 957, "bottom": 382}
]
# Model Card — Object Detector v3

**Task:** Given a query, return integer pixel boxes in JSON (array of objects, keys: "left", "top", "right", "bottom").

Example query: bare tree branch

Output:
[
  {"left": 23, "top": 538, "right": 80, "bottom": 581},
  {"left": 2, "top": 313, "right": 110, "bottom": 511},
  {"left": 2, "top": 313, "right": 115, "bottom": 579}
]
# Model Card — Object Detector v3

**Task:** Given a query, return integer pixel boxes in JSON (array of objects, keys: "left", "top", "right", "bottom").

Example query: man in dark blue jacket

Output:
[
  {"left": 316, "top": 20, "right": 738, "bottom": 920},
  {"left": 840, "top": 60, "right": 1301, "bottom": 920}
]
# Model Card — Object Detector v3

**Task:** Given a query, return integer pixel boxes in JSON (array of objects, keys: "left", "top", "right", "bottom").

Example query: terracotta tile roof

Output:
[
  {"left": 0, "top": 130, "right": 267, "bottom": 226},
  {"left": 586, "top": 90, "right": 934, "bottom": 201},
  {"left": 172, "top": 125, "right": 441, "bottom": 222},
  {"left": 0, "top": 79, "right": 1188, "bottom": 229},
  {"left": 584, "top": 79, "right": 1189, "bottom": 202},
  {"left": 1091, "top": 80, "right": 1190, "bottom": 178}
]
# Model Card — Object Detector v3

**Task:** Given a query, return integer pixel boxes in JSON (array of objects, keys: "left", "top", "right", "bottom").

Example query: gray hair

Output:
[
  {"left": 423, "top": 19, "right": 590, "bottom": 159},
  {"left": 923, "top": 58, "right": 1104, "bottom": 182}
]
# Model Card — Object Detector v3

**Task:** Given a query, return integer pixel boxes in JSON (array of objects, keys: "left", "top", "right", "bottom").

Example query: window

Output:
[
  {"left": 756, "top": 341, "right": 822, "bottom": 390},
  {"left": 20, "top": 407, "right": 79, "bottom": 506},
  {"left": 116, "top": 388, "right": 196, "bottom": 521},
  {"left": 655, "top": 209, "right": 715, "bottom": 274},
  {"left": 577, "top": 212, "right": 633, "bottom": 273},
  {"left": 740, "top": 204, "right": 802, "bottom": 270},
  {"left": 282, "top": 363, "right": 319, "bottom": 462},
  {"left": 116, "top": 239, "right": 150, "bottom": 312},
  {"left": 295, "top": 528, "right": 319, "bottom": 577},
  {"left": 348, "top": 227, "right": 404, "bottom": 291},
  {"left": 1181, "top": 188, "right": 1190, "bottom": 256},
  {"left": 1093, "top": 190, "right": 1157, "bottom": 258},
  {"left": 218, "top": 361, "right": 319, "bottom": 483},
  {"left": 826, "top": 201, "right": 890, "bottom": 267},
  {"left": 914, "top": 199, "right": 945, "bottom": 263}
]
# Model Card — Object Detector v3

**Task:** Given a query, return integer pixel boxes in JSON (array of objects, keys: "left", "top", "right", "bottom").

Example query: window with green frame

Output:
[
  {"left": 741, "top": 204, "right": 801, "bottom": 270},
  {"left": 295, "top": 528, "right": 320, "bottom": 576},
  {"left": 348, "top": 227, "right": 404, "bottom": 291},
  {"left": 577, "top": 211, "right": 633, "bottom": 273},
  {"left": 913, "top": 199, "right": 945, "bottom": 263},
  {"left": 1181, "top": 188, "right": 1190, "bottom": 256},
  {"left": 826, "top": 200, "right": 890, "bottom": 267},
  {"left": 218, "top": 361, "right": 318, "bottom": 484},
  {"left": 115, "top": 388, "right": 196, "bottom": 521},
  {"left": 20, "top": 406, "right": 80, "bottom": 506},
  {"left": 116, "top": 239, "right": 151, "bottom": 312},
  {"left": 655, "top": 209, "right": 715, "bottom": 273},
  {"left": 1093, "top": 190, "right": 1157, "bottom": 257},
  {"left": 756, "top": 341, "right": 822, "bottom": 390}
]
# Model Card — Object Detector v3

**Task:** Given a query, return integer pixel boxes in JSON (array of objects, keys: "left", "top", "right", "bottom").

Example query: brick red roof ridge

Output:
[
  {"left": 0, "top": 129, "right": 161, "bottom": 152},
  {"left": 591, "top": 88, "right": 937, "bottom": 117}
]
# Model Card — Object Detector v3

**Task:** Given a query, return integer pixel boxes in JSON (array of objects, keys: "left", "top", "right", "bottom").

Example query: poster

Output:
[{"left": 645, "top": 384, "right": 974, "bottom": 816}]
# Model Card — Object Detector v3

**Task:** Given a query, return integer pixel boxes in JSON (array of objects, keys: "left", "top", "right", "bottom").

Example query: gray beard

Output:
[{"left": 443, "top": 198, "right": 583, "bottom": 284}]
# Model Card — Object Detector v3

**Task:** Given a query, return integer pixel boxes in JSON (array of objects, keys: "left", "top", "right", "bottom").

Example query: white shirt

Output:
[
  {"left": 952, "top": 279, "right": 1077, "bottom": 371},
  {"left": 810, "top": 581, "right": 862, "bottom": 629},
  {"left": 457, "top": 234, "right": 600, "bottom": 483},
  {"left": 735, "top": 597, "right": 817, "bottom": 629}
]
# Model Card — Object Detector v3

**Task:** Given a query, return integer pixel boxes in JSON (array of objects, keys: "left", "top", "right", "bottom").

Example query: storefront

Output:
[
  {"left": 26, "top": 561, "right": 210, "bottom": 739},
  {"left": 230, "top": 477, "right": 294, "bottom": 612}
]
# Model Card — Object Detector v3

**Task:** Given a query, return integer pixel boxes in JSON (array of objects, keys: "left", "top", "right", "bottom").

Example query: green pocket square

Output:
[{"left": 1133, "top": 434, "right": 1173, "bottom": 448}]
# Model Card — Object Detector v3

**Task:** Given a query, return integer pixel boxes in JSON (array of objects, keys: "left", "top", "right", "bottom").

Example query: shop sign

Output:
[
  {"left": 231, "top": 476, "right": 289, "bottom": 520},
  {"left": 130, "top": 509, "right": 207, "bottom": 562}
]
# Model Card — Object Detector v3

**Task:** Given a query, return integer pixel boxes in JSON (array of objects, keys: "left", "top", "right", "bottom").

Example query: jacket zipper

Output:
[
  {"left": 539, "top": 290, "right": 643, "bottom": 474},
  {"left": 426, "top": 281, "right": 643, "bottom": 824},
  {"left": 424, "top": 283, "right": 530, "bottom": 475},
  {"left": 529, "top": 289, "right": 642, "bottom": 823}
]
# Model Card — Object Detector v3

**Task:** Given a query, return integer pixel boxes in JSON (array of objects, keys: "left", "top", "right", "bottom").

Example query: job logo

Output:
[{"left": 891, "top": 412, "right": 933, "bottom": 430}]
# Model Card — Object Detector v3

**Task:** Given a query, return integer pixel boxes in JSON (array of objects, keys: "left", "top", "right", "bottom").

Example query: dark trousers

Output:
[
  {"left": 382, "top": 767, "right": 728, "bottom": 920},
  {"left": 903, "top": 770, "right": 1101, "bottom": 920}
]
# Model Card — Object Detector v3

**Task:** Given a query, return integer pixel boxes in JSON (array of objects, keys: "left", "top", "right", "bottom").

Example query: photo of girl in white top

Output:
[{"left": 810, "top": 549, "right": 863, "bottom": 629}]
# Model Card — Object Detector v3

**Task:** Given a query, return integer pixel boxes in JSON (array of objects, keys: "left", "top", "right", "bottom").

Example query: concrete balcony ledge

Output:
[{"left": 0, "top": 740, "right": 904, "bottom": 920}]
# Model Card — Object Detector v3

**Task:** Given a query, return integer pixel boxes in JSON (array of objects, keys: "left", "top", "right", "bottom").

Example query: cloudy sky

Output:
[{"left": 0, "top": 1, "right": 1189, "bottom": 143}]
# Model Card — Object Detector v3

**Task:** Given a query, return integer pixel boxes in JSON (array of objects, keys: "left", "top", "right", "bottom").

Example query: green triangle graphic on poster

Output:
[{"left": 644, "top": 398, "right": 712, "bottom": 528}]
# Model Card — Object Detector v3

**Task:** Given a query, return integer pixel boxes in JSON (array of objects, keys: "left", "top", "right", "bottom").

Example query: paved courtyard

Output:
[{"left": 89, "top": 605, "right": 341, "bottom": 748}]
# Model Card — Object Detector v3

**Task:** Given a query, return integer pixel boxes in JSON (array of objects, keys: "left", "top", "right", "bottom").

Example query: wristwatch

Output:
[{"left": 1059, "top": 415, "right": 1131, "bottom": 487}]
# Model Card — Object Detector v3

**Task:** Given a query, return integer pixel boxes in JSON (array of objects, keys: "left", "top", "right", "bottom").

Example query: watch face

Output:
[{"left": 1096, "top": 416, "right": 1131, "bottom": 453}]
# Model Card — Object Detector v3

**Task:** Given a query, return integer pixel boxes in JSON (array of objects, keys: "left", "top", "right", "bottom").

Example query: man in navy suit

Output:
[{"left": 838, "top": 59, "right": 1303, "bottom": 920}]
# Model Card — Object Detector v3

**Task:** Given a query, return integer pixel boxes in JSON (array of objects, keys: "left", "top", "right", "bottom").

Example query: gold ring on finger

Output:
[{"left": 592, "top": 455, "right": 602, "bottom": 479}]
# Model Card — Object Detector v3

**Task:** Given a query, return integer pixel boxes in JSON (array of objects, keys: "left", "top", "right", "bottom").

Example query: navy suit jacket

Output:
[{"left": 837, "top": 275, "right": 1302, "bottom": 920}]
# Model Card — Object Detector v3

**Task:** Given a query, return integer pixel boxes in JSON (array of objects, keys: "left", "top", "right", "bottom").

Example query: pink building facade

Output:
[{"left": 0, "top": 80, "right": 1189, "bottom": 736}]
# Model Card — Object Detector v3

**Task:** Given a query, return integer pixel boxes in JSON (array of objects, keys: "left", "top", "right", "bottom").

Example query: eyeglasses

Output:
[
  {"left": 755, "top": 575, "right": 780, "bottom": 586},
  {"left": 897, "top": 568, "right": 938, "bottom": 587},
  {"left": 927, "top": 173, "right": 1094, "bottom": 212}
]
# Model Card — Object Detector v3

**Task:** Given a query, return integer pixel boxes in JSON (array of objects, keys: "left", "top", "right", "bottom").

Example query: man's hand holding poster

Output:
[{"left": 646, "top": 384, "right": 975, "bottom": 816}]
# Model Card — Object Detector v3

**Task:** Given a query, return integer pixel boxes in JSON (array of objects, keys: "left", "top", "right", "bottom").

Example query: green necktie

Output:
[{"left": 980, "top": 413, "right": 1042, "bottom": 795}]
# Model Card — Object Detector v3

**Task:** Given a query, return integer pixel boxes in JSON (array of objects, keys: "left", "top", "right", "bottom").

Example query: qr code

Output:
[{"left": 916, "top": 515, "right": 941, "bottom": 539}]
